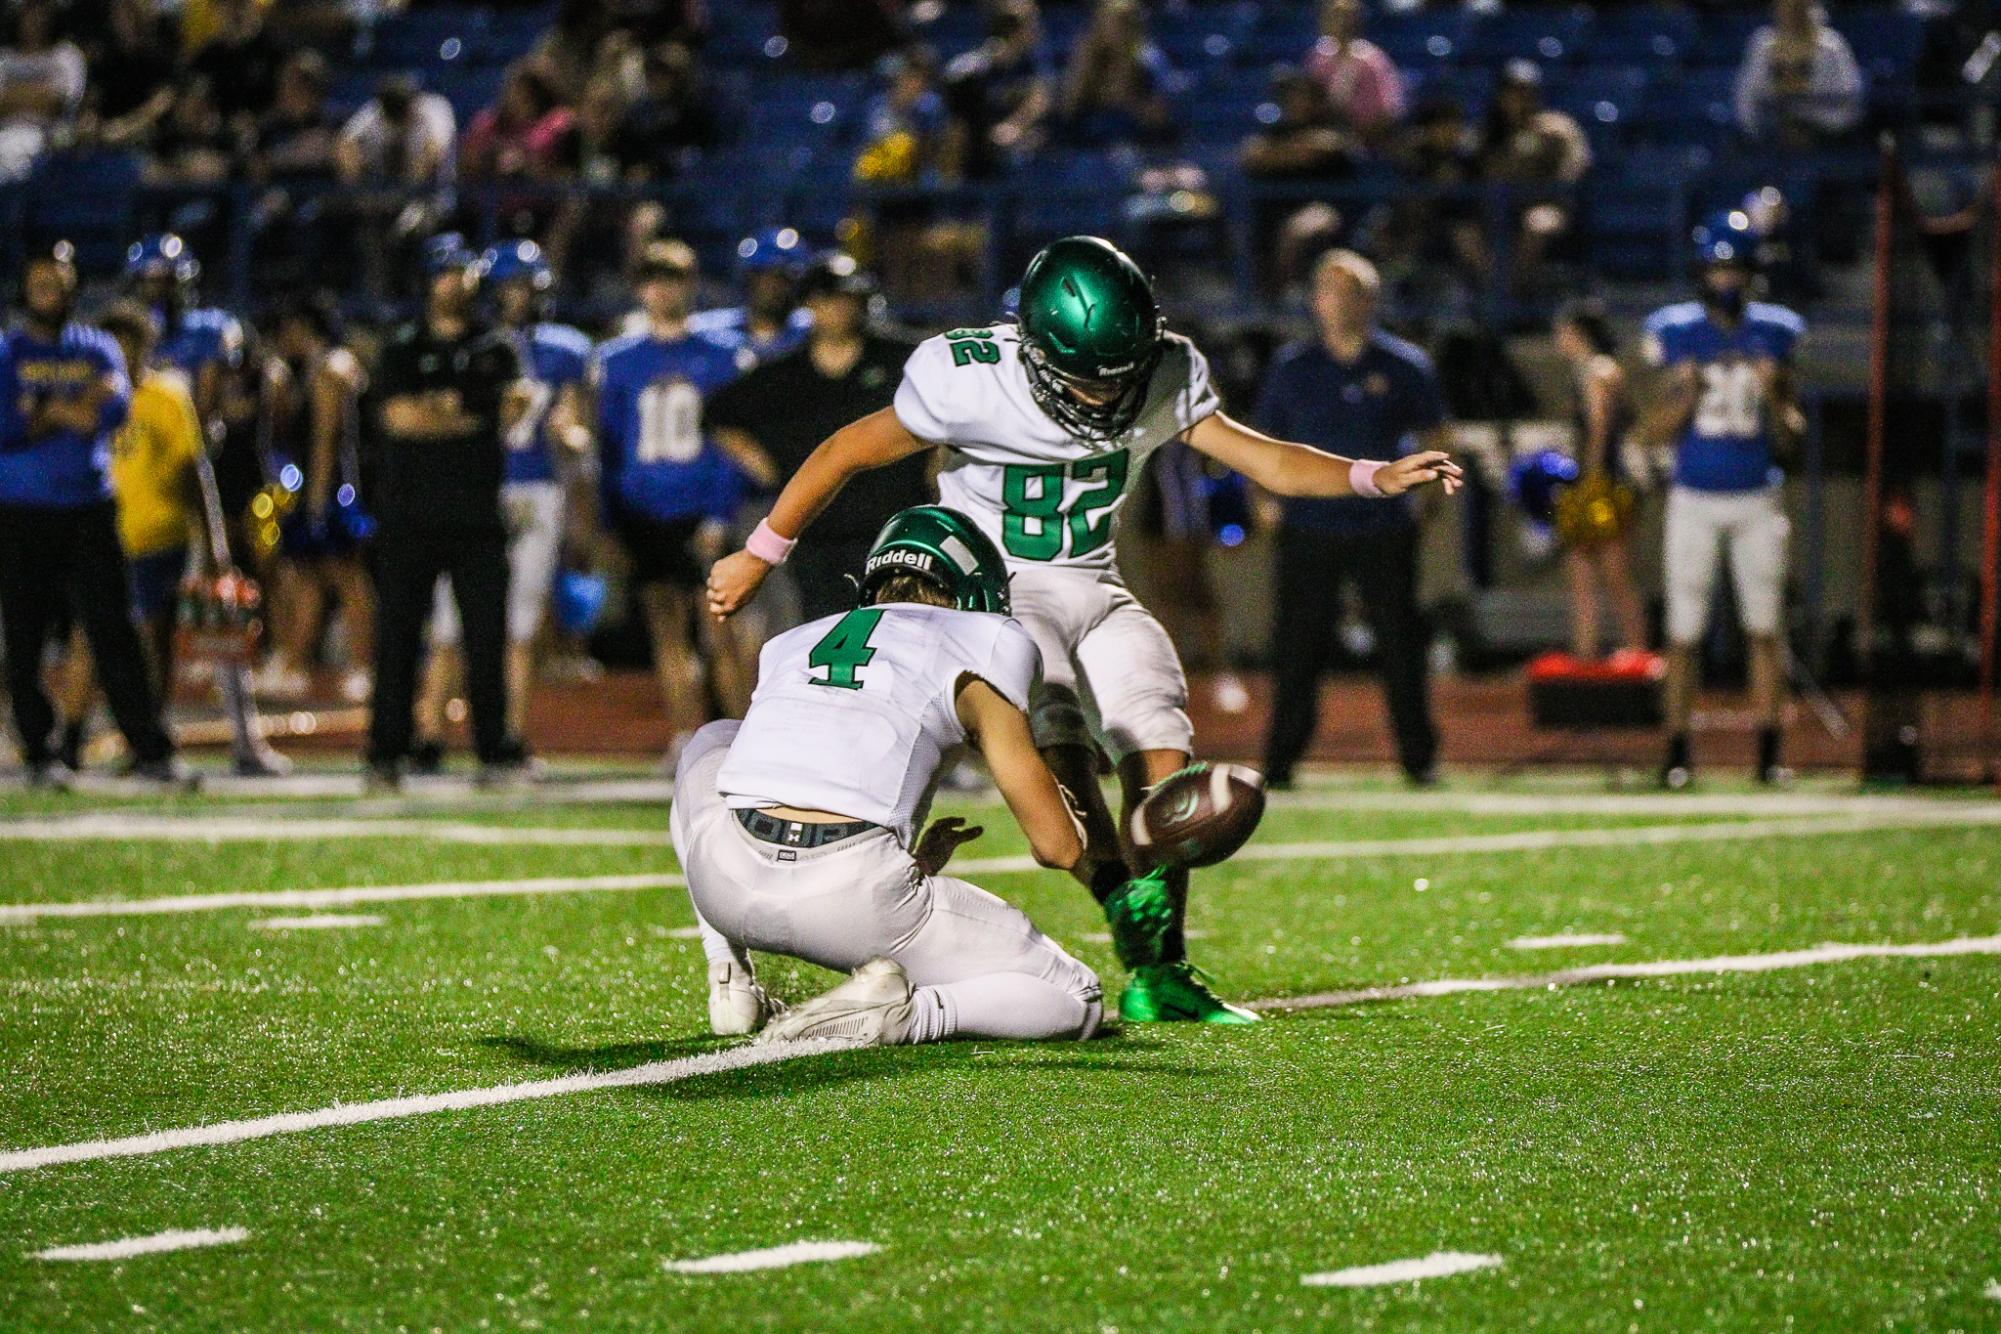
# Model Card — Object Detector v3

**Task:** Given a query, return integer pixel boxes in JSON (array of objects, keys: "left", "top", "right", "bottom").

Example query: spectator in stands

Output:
[
  {"left": 623, "top": 40, "right": 719, "bottom": 167},
  {"left": 530, "top": 0, "right": 608, "bottom": 102},
  {"left": 1305, "top": 0, "right": 1405, "bottom": 145},
  {"left": 943, "top": 0, "right": 1053, "bottom": 180},
  {"left": 1255, "top": 250, "right": 1446, "bottom": 788},
  {"left": 146, "top": 75, "right": 235, "bottom": 185},
  {"left": 1734, "top": 0, "right": 1865, "bottom": 150},
  {"left": 337, "top": 75, "right": 457, "bottom": 188},
  {"left": 858, "top": 46, "right": 947, "bottom": 184},
  {"left": 1372, "top": 94, "right": 1485, "bottom": 301},
  {"left": 0, "top": 0, "right": 85, "bottom": 181},
  {"left": 249, "top": 51, "right": 339, "bottom": 182},
  {"left": 857, "top": 46, "right": 967, "bottom": 302},
  {"left": 336, "top": 75, "right": 457, "bottom": 293},
  {"left": 1478, "top": 61, "right": 1591, "bottom": 297},
  {"left": 556, "top": 74, "right": 646, "bottom": 186},
  {"left": 78, "top": 0, "right": 177, "bottom": 152},
  {"left": 1552, "top": 298, "right": 1646, "bottom": 660},
  {"left": 463, "top": 62, "right": 573, "bottom": 184},
  {"left": 187, "top": 0, "right": 289, "bottom": 127},
  {"left": 1058, "top": 0, "right": 1176, "bottom": 150},
  {"left": 1241, "top": 65, "right": 1356, "bottom": 181}
]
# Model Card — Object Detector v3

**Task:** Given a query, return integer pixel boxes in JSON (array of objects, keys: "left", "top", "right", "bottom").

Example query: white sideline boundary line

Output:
[
  {"left": 0, "top": 814, "right": 675, "bottom": 847},
  {"left": 32, "top": 1227, "right": 248, "bottom": 1261},
  {"left": 0, "top": 1039, "right": 850, "bottom": 1174},
  {"left": 1508, "top": 932, "right": 1628, "bottom": 950},
  {"left": 4, "top": 935, "right": 1998, "bottom": 1176},
  {"left": 664, "top": 1241, "right": 880, "bottom": 1274},
  {"left": 1301, "top": 1251, "right": 1503, "bottom": 1287},
  {"left": 9, "top": 806, "right": 2001, "bottom": 924},
  {"left": 1252, "top": 934, "right": 2001, "bottom": 1012}
]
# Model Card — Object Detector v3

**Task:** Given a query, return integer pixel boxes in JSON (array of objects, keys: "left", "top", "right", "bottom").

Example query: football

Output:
[{"left": 1128, "top": 762, "right": 1268, "bottom": 869}]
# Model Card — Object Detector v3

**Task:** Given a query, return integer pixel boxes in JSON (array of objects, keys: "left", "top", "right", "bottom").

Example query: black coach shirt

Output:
[
  {"left": 707, "top": 333, "right": 931, "bottom": 542},
  {"left": 370, "top": 319, "right": 522, "bottom": 531}
]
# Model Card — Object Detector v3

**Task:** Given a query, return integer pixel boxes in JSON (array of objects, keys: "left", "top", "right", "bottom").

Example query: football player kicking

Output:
[
  {"left": 708, "top": 236, "right": 1461, "bottom": 1024},
  {"left": 672, "top": 506, "right": 1104, "bottom": 1046}
]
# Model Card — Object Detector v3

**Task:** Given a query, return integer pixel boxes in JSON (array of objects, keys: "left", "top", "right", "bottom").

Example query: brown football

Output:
[{"left": 1128, "top": 762, "right": 1267, "bottom": 870}]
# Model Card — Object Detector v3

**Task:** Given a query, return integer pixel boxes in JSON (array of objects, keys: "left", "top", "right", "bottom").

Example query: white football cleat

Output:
[
  {"left": 708, "top": 958, "right": 780, "bottom": 1036},
  {"left": 757, "top": 957, "right": 914, "bottom": 1047}
]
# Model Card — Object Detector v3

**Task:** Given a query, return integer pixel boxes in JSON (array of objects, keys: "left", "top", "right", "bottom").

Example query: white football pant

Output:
[{"left": 671, "top": 721, "right": 1102, "bottom": 1043}]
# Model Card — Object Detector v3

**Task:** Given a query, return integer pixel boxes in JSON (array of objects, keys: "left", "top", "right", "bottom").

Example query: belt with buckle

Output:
[{"left": 735, "top": 808, "right": 876, "bottom": 848}]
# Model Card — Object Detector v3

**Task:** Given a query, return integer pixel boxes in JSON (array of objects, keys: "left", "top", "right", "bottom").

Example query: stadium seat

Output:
[
  {"left": 1590, "top": 5, "right": 1699, "bottom": 66},
  {"left": 1689, "top": 11, "right": 1769, "bottom": 70},
  {"left": 1463, "top": 6, "right": 1595, "bottom": 67},
  {"left": 1370, "top": 8, "right": 1473, "bottom": 69},
  {"left": 359, "top": 8, "right": 491, "bottom": 69}
]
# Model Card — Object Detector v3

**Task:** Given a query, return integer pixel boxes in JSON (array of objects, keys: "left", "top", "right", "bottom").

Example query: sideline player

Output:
[
  {"left": 417, "top": 240, "right": 591, "bottom": 763},
  {"left": 126, "top": 232, "right": 287, "bottom": 774},
  {"left": 593, "top": 240, "right": 773, "bottom": 761},
  {"left": 1641, "top": 213, "right": 1805, "bottom": 788},
  {"left": 707, "top": 235, "right": 1460, "bottom": 1023},
  {"left": 673, "top": 505, "right": 1104, "bottom": 1046},
  {"left": 688, "top": 226, "right": 814, "bottom": 364}
]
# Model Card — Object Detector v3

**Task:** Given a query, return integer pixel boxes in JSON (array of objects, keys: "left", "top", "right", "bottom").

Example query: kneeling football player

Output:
[{"left": 669, "top": 506, "right": 1112, "bottom": 1046}]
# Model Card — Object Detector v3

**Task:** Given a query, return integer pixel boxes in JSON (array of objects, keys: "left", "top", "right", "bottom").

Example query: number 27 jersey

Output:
[{"left": 893, "top": 323, "right": 1219, "bottom": 573}]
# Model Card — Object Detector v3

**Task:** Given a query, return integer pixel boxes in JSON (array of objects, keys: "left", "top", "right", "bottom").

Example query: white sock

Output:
[{"left": 907, "top": 973, "right": 1101, "bottom": 1043}]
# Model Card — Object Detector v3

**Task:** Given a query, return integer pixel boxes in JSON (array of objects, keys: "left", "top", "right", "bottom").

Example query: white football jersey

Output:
[
  {"left": 893, "top": 323, "right": 1220, "bottom": 573},
  {"left": 717, "top": 603, "right": 1040, "bottom": 844}
]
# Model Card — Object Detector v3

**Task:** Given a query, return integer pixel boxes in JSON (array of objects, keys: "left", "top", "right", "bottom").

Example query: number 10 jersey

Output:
[{"left": 892, "top": 323, "right": 1220, "bottom": 574}]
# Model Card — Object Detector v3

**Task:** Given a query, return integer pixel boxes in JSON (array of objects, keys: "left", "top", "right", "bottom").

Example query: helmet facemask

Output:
[{"left": 1020, "top": 317, "right": 1163, "bottom": 445}]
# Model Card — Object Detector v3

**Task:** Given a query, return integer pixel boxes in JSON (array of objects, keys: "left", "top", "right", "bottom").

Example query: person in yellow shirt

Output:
[{"left": 55, "top": 303, "right": 204, "bottom": 767}]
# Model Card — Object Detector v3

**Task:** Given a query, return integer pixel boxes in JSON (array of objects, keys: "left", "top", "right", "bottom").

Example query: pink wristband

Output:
[
  {"left": 1349, "top": 459, "right": 1386, "bottom": 499},
  {"left": 745, "top": 519, "right": 796, "bottom": 565}
]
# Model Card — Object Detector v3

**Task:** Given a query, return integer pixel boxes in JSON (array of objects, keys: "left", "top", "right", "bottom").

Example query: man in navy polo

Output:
[
  {"left": 0, "top": 245, "right": 186, "bottom": 788},
  {"left": 1253, "top": 249, "right": 1448, "bottom": 786}
]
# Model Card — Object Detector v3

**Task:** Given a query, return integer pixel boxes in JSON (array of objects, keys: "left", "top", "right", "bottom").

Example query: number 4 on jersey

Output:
[{"left": 807, "top": 608, "right": 884, "bottom": 689}]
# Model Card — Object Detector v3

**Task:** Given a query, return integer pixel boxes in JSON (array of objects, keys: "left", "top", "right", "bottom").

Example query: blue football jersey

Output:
[
  {"left": 688, "top": 305, "right": 812, "bottom": 366},
  {"left": 0, "top": 323, "right": 132, "bottom": 508},
  {"left": 503, "top": 322, "right": 593, "bottom": 485},
  {"left": 154, "top": 306, "right": 245, "bottom": 380},
  {"left": 592, "top": 328, "right": 745, "bottom": 522},
  {"left": 1642, "top": 300, "right": 1805, "bottom": 493}
]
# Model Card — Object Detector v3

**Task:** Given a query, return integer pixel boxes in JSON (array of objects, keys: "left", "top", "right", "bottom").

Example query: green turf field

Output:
[{"left": 3, "top": 771, "right": 1999, "bottom": 1330}]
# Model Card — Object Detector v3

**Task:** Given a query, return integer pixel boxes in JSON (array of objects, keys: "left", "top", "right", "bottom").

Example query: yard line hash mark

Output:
[
  {"left": 9, "top": 805, "right": 2001, "bottom": 925},
  {"left": 32, "top": 1227, "right": 249, "bottom": 1261},
  {"left": 664, "top": 1241, "right": 881, "bottom": 1274},
  {"left": 4, "top": 936, "right": 1999, "bottom": 1175},
  {"left": 251, "top": 914, "right": 385, "bottom": 931},
  {"left": 1507, "top": 932, "right": 1628, "bottom": 949},
  {"left": 1301, "top": 1251, "right": 1503, "bottom": 1287}
]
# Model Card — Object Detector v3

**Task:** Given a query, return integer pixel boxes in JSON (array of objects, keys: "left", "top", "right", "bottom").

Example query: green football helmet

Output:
[
  {"left": 1016, "top": 235, "right": 1165, "bottom": 442},
  {"left": 859, "top": 505, "right": 1012, "bottom": 615}
]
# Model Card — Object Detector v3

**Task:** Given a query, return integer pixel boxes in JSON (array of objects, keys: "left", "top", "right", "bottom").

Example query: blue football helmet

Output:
[
  {"left": 480, "top": 238, "right": 554, "bottom": 291},
  {"left": 553, "top": 570, "right": 609, "bottom": 636},
  {"left": 125, "top": 233, "right": 199, "bottom": 287},
  {"left": 1692, "top": 210, "right": 1758, "bottom": 268},
  {"left": 423, "top": 232, "right": 478, "bottom": 277},
  {"left": 1508, "top": 449, "right": 1581, "bottom": 528},
  {"left": 735, "top": 226, "right": 808, "bottom": 276}
]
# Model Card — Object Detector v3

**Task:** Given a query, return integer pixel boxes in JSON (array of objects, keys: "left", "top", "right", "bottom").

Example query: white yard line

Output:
[
  {"left": 0, "top": 814, "right": 674, "bottom": 846},
  {"left": 31, "top": 1227, "right": 248, "bottom": 1261},
  {"left": 0, "top": 873, "right": 686, "bottom": 923},
  {"left": 11, "top": 806, "right": 2001, "bottom": 924},
  {"left": 1984, "top": 1279, "right": 2001, "bottom": 1301},
  {"left": 250, "top": 914, "right": 386, "bottom": 931},
  {"left": 1301, "top": 1251, "right": 1502, "bottom": 1287},
  {"left": 0, "top": 1039, "right": 850, "bottom": 1174},
  {"left": 663, "top": 1241, "right": 880, "bottom": 1274},
  {"left": 1507, "top": 932, "right": 1629, "bottom": 950},
  {"left": 5, "top": 934, "right": 1999, "bottom": 1176},
  {"left": 1253, "top": 934, "right": 2001, "bottom": 1012},
  {"left": 1263, "top": 789, "right": 1992, "bottom": 819}
]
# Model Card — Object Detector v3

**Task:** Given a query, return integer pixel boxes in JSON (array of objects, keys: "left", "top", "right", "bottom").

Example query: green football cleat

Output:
[
  {"left": 1102, "top": 867, "right": 1174, "bottom": 970},
  {"left": 1119, "top": 962, "right": 1261, "bottom": 1025}
]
